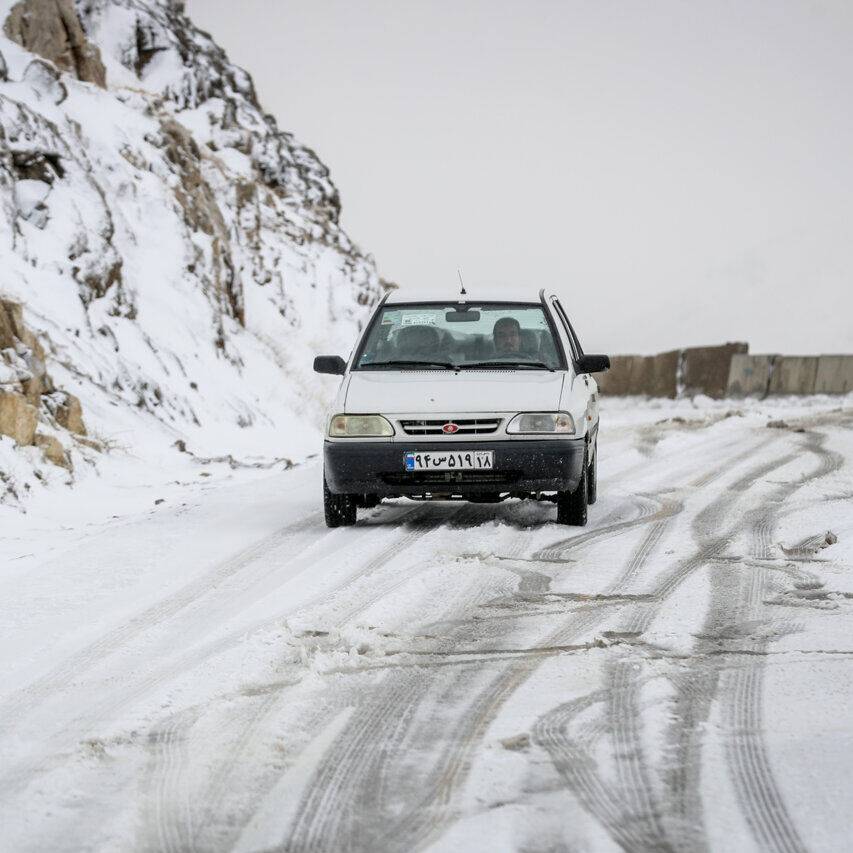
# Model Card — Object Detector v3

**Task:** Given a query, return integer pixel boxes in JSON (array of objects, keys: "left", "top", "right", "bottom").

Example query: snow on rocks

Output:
[{"left": 0, "top": 0, "right": 383, "bottom": 506}]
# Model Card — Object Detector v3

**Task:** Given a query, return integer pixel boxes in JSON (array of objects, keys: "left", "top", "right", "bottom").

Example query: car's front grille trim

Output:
[{"left": 398, "top": 418, "right": 502, "bottom": 436}]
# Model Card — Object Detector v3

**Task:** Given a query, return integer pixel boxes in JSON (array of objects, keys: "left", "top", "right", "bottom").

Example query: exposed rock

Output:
[
  {"left": 10, "top": 149, "right": 65, "bottom": 184},
  {"left": 0, "top": 300, "right": 25, "bottom": 340},
  {"left": 0, "top": 390, "right": 38, "bottom": 445},
  {"left": 4, "top": 0, "right": 106, "bottom": 87},
  {"left": 0, "top": 301, "right": 88, "bottom": 452},
  {"left": 0, "top": 302, "right": 17, "bottom": 349},
  {"left": 53, "top": 391, "right": 86, "bottom": 435},
  {"left": 21, "top": 372, "right": 44, "bottom": 404},
  {"left": 34, "top": 431, "right": 70, "bottom": 468},
  {"left": 0, "top": 48, "right": 7, "bottom": 82},
  {"left": 154, "top": 118, "right": 243, "bottom": 326}
]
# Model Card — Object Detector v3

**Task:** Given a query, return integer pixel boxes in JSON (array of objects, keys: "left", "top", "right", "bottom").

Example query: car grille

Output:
[
  {"left": 381, "top": 471, "right": 520, "bottom": 486},
  {"left": 398, "top": 418, "right": 502, "bottom": 436}
]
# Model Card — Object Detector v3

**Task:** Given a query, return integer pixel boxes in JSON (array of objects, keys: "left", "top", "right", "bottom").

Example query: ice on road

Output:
[{"left": 2, "top": 399, "right": 853, "bottom": 852}]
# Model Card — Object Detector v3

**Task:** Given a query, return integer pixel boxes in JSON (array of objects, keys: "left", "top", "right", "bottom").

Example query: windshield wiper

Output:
[
  {"left": 458, "top": 360, "right": 555, "bottom": 372},
  {"left": 360, "top": 359, "right": 458, "bottom": 370}
]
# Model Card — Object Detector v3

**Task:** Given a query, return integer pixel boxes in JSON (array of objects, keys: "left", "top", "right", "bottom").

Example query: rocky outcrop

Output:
[
  {"left": 4, "top": 0, "right": 106, "bottom": 87},
  {"left": 0, "top": 299, "right": 83, "bottom": 467},
  {"left": 35, "top": 431, "right": 71, "bottom": 467},
  {"left": 52, "top": 392, "right": 86, "bottom": 435},
  {"left": 0, "top": 390, "right": 38, "bottom": 446}
]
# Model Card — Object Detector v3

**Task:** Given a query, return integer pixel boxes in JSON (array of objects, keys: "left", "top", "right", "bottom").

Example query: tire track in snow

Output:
[
  {"left": 282, "top": 432, "right": 774, "bottom": 853},
  {"left": 141, "top": 504, "right": 483, "bottom": 853},
  {"left": 282, "top": 486, "right": 689, "bottom": 852},
  {"left": 720, "top": 432, "right": 843, "bottom": 853},
  {"left": 0, "top": 503, "right": 437, "bottom": 808},
  {"left": 282, "top": 504, "right": 529, "bottom": 852},
  {"left": 0, "top": 509, "right": 324, "bottom": 728},
  {"left": 660, "top": 429, "right": 843, "bottom": 853},
  {"left": 531, "top": 435, "right": 789, "bottom": 852},
  {"left": 143, "top": 705, "right": 202, "bottom": 853}
]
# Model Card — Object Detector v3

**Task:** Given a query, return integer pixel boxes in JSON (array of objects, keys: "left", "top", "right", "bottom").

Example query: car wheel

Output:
[
  {"left": 324, "top": 477, "right": 357, "bottom": 527},
  {"left": 587, "top": 441, "right": 598, "bottom": 505},
  {"left": 556, "top": 447, "right": 588, "bottom": 526}
]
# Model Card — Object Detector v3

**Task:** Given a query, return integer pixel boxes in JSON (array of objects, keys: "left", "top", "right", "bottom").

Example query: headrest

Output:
[{"left": 396, "top": 325, "right": 441, "bottom": 350}]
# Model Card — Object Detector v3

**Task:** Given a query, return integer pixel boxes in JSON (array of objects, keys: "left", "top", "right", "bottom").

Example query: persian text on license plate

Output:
[{"left": 404, "top": 451, "right": 494, "bottom": 471}]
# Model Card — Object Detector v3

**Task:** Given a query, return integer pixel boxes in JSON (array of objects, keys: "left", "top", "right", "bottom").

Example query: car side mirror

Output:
[
  {"left": 576, "top": 354, "right": 610, "bottom": 374},
  {"left": 313, "top": 355, "right": 347, "bottom": 375}
]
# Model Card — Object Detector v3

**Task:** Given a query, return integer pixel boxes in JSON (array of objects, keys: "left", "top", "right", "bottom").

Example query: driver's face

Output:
[{"left": 494, "top": 325, "right": 521, "bottom": 353}]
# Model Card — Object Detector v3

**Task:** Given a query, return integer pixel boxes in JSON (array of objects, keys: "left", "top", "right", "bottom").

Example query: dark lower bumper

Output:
[{"left": 324, "top": 439, "right": 586, "bottom": 497}]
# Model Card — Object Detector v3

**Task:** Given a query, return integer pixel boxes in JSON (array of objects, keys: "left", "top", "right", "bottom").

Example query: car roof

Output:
[{"left": 383, "top": 287, "right": 547, "bottom": 306}]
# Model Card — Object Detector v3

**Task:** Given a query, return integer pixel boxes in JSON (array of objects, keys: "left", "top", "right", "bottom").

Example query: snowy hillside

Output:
[{"left": 0, "top": 0, "right": 382, "bottom": 506}]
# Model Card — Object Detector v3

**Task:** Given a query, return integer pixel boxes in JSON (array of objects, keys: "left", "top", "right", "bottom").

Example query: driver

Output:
[{"left": 493, "top": 317, "right": 522, "bottom": 354}]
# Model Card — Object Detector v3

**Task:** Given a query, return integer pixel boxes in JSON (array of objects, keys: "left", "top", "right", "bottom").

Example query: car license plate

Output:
[{"left": 404, "top": 450, "right": 494, "bottom": 471}]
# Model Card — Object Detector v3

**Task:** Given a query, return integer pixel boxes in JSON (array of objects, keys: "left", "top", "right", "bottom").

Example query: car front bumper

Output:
[{"left": 323, "top": 438, "right": 586, "bottom": 497}]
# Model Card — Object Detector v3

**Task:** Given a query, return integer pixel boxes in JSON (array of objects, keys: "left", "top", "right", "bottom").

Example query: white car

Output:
[{"left": 314, "top": 289, "right": 610, "bottom": 527}]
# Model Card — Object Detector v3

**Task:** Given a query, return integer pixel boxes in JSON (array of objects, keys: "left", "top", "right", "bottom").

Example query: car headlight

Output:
[
  {"left": 506, "top": 412, "right": 576, "bottom": 434},
  {"left": 329, "top": 414, "right": 395, "bottom": 437}
]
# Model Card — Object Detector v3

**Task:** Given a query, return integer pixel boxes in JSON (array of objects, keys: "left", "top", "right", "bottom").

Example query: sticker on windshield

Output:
[
  {"left": 401, "top": 313, "right": 437, "bottom": 326},
  {"left": 381, "top": 311, "right": 400, "bottom": 325}
]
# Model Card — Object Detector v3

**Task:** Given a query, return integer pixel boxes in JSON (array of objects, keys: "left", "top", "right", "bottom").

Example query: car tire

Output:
[
  {"left": 556, "top": 447, "right": 588, "bottom": 526},
  {"left": 324, "top": 477, "right": 357, "bottom": 527},
  {"left": 587, "top": 441, "right": 598, "bottom": 505}
]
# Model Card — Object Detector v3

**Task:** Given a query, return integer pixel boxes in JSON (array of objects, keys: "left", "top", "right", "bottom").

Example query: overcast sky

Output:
[{"left": 188, "top": 0, "right": 853, "bottom": 355}]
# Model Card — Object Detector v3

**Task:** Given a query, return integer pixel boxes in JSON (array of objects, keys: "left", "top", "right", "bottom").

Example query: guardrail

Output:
[{"left": 597, "top": 344, "right": 853, "bottom": 397}]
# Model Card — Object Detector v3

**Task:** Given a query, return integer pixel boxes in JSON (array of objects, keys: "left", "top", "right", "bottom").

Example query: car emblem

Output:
[{"left": 442, "top": 422, "right": 459, "bottom": 434}]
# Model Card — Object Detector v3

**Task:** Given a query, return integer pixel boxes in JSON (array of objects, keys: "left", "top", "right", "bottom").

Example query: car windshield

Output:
[{"left": 355, "top": 302, "right": 563, "bottom": 370}]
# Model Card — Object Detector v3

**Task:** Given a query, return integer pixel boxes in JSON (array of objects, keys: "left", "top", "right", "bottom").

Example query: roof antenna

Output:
[{"left": 457, "top": 268, "right": 467, "bottom": 297}]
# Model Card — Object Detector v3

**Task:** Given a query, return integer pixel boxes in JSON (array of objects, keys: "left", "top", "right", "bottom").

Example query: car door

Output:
[{"left": 551, "top": 297, "right": 599, "bottom": 447}]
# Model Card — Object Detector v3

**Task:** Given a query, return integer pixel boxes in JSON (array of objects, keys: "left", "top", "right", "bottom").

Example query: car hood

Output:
[{"left": 344, "top": 370, "right": 566, "bottom": 414}]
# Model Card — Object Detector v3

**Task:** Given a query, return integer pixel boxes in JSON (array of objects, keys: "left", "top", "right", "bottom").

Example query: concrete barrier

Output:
[
  {"left": 814, "top": 355, "right": 853, "bottom": 394},
  {"left": 682, "top": 342, "right": 749, "bottom": 398},
  {"left": 727, "top": 354, "right": 776, "bottom": 397},
  {"left": 598, "top": 343, "right": 852, "bottom": 398},
  {"left": 768, "top": 356, "right": 819, "bottom": 395},
  {"left": 597, "top": 351, "right": 678, "bottom": 397},
  {"left": 596, "top": 355, "right": 637, "bottom": 396},
  {"left": 641, "top": 349, "right": 680, "bottom": 398}
]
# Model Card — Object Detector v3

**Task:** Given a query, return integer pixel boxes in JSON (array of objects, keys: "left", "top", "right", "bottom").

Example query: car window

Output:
[
  {"left": 552, "top": 299, "right": 584, "bottom": 361},
  {"left": 354, "top": 303, "right": 565, "bottom": 370}
]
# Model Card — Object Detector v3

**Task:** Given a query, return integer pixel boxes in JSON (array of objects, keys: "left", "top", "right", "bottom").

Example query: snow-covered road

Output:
[{"left": 2, "top": 399, "right": 853, "bottom": 852}]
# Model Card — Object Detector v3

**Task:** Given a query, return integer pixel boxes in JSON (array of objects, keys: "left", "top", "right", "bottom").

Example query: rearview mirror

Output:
[
  {"left": 313, "top": 355, "right": 347, "bottom": 375},
  {"left": 576, "top": 354, "right": 610, "bottom": 374},
  {"left": 446, "top": 310, "right": 481, "bottom": 322}
]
